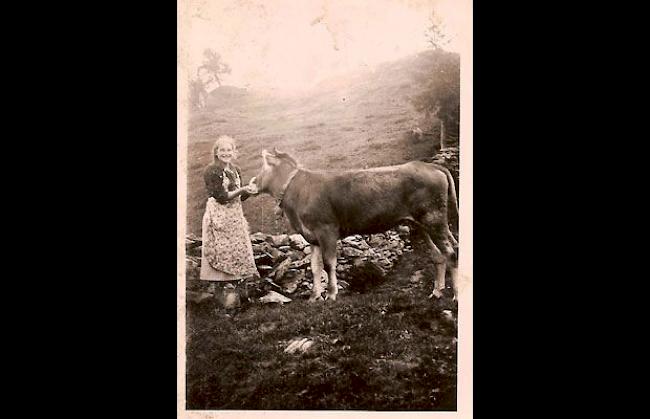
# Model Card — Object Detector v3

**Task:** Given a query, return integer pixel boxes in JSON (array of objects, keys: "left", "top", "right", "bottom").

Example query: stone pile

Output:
[
  {"left": 185, "top": 227, "right": 413, "bottom": 298},
  {"left": 431, "top": 146, "right": 459, "bottom": 191}
]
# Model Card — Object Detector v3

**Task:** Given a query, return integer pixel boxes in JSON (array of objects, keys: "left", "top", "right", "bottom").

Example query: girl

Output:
[{"left": 200, "top": 135, "right": 260, "bottom": 286}]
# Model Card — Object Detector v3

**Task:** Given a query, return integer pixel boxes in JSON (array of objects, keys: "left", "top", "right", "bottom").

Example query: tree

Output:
[
  {"left": 199, "top": 48, "right": 231, "bottom": 88},
  {"left": 425, "top": 10, "right": 452, "bottom": 52},
  {"left": 189, "top": 49, "right": 232, "bottom": 110},
  {"left": 412, "top": 12, "right": 460, "bottom": 150}
]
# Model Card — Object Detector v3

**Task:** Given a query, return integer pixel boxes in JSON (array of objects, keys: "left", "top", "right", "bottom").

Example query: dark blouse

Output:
[{"left": 203, "top": 161, "right": 251, "bottom": 205}]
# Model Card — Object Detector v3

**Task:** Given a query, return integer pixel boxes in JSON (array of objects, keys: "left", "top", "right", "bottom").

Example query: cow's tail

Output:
[{"left": 431, "top": 163, "right": 459, "bottom": 238}]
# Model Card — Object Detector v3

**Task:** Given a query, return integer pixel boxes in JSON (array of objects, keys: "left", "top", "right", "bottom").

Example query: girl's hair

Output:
[{"left": 212, "top": 135, "right": 239, "bottom": 160}]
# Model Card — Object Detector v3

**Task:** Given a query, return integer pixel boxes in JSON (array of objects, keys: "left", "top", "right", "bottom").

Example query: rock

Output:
[
  {"left": 286, "top": 250, "right": 304, "bottom": 261},
  {"left": 250, "top": 232, "right": 267, "bottom": 243},
  {"left": 290, "top": 255, "right": 312, "bottom": 269},
  {"left": 278, "top": 245, "right": 291, "bottom": 252},
  {"left": 379, "top": 259, "right": 392, "bottom": 268},
  {"left": 269, "top": 247, "right": 283, "bottom": 261},
  {"left": 344, "top": 236, "right": 370, "bottom": 249},
  {"left": 289, "top": 234, "right": 309, "bottom": 250},
  {"left": 369, "top": 235, "right": 386, "bottom": 247},
  {"left": 279, "top": 270, "right": 306, "bottom": 294},
  {"left": 273, "top": 258, "right": 292, "bottom": 281},
  {"left": 257, "top": 265, "right": 274, "bottom": 276},
  {"left": 186, "top": 256, "right": 201, "bottom": 280},
  {"left": 356, "top": 241, "right": 370, "bottom": 250},
  {"left": 187, "top": 245, "right": 202, "bottom": 257},
  {"left": 342, "top": 247, "right": 364, "bottom": 258},
  {"left": 284, "top": 337, "right": 315, "bottom": 354},
  {"left": 303, "top": 246, "right": 312, "bottom": 255},
  {"left": 253, "top": 242, "right": 273, "bottom": 254},
  {"left": 264, "top": 278, "right": 283, "bottom": 290},
  {"left": 352, "top": 257, "right": 366, "bottom": 267},
  {"left": 259, "top": 291, "right": 292, "bottom": 304},
  {"left": 186, "top": 256, "right": 201, "bottom": 269},
  {"left": 186, "top": 235, "right": 202, "bottom": 249},
  {"left": 364, "top": 248, "right": 377, "bottom": 256},
  {"left": 269, "top": 234, "right": 290, "bottom": 247},
  {"left": 397, "top": 225, "right": 410, "bottom": 236},
  {"left": 254, "top": 252, "right": 274, "bottom": 266},
  {"left": 342, "top": 236, "right": 370, "bottom": 250},
  {"left": 342, "top": 236, "right": 359, "bottom": 246},
  {"left": 282, "top": 282, "right": 298, "bottom": 294}
]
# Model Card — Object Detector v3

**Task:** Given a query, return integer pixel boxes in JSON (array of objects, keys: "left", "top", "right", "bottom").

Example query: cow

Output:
[{"left": 250, "top": 148, "right": 459, "bottom": 303}]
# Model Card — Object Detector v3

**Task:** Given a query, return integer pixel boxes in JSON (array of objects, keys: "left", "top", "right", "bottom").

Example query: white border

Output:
[{"left": 177, "top": 0, "right": 473, "bottom": 417}]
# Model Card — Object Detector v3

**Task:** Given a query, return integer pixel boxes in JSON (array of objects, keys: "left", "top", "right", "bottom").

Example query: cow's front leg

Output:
[
  {"left": 308, "top": 245, "right": 324, "bottom": 302},
  {"left": 321, "top": 241, "right": 339, "bottom": 302}
]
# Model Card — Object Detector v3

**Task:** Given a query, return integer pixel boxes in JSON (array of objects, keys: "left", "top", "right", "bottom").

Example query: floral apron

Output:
[{"left": 200, "top": 169, "right": 258, "bottom": 280}]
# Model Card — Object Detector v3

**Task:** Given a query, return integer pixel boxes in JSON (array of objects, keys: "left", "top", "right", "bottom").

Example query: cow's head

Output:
[{"left": 254, "top": 147, "right": 300, "bottom": 198}]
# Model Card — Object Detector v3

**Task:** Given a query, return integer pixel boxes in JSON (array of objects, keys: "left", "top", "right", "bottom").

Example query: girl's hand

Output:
[{"left": 246, "top": 177, "right": 259, "bottom": 194}]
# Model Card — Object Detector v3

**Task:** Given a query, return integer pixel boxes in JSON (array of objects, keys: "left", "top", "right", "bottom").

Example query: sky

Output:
[{"left": 180, "top": 0, "right": 469, "bottom": 92}]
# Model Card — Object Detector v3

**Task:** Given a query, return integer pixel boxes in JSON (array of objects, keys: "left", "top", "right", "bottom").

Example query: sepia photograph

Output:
[{"left": 178, "top": 0, "right": 472, "bottom": 416}]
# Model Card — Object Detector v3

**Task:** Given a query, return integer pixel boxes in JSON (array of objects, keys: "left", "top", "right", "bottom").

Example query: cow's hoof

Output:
[
  {"left": 324, "top": 292, "right": 338, "bottom": 302},
  {"left": 429, "top": 289, "right": 444, "bottom": 299}
]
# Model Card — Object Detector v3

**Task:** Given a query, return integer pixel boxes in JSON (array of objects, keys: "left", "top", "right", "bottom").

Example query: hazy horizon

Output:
[{"left": 181, "top": 0, "right": 467, "bottom": 94}]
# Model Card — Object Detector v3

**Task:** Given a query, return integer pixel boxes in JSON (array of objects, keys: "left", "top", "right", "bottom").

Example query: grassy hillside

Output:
[
  {"left": 185, "top": 50, "right": 444, "bottom": 237},
  {"left": 186, "top": 250, "right": 457, "bottom": 410}
]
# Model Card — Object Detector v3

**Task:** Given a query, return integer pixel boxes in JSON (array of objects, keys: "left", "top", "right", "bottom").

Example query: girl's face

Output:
[{"left": 216, "top": 143, "right": 235, "bottom": 164}]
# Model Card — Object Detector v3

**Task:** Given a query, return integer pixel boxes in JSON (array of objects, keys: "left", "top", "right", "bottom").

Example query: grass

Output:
[{"left": 186, "top": 251, "right": 457, "bottom": 410}]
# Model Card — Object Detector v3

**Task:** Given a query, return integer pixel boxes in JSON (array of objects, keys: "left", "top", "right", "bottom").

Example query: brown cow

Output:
[{"left": 251, "top": 148, "right": 458, "bottom": 302}]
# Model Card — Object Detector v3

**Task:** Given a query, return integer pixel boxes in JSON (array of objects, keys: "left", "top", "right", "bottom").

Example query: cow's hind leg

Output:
[
  {"left": 447, "top": 225, "right": 458, "bottom": 248},
  {"left": 308, "top": 245, "right": 324, "bottom": 302},
  {"left": 414, "top": 216, "right": 458, "bottom": 300},
  {"left": 429, "top": 229, "right": 458, "bottom": 301},
  {"left": 420, "top": 232, "right": 448, "bottom": 299}
]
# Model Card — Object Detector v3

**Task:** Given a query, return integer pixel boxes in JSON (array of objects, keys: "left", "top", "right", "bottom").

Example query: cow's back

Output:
[{"left": 290, "top": 162, "right": 448, "bottom": 236}]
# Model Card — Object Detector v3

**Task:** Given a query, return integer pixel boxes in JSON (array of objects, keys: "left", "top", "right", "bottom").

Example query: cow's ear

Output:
[{"left": 262, "top": 150, "right": 275, "bottom": 167}]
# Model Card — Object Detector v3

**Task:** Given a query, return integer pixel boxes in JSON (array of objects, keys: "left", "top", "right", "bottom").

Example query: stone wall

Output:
[{"left": 186, "top": 228, "right": 413, "bottom": 298}]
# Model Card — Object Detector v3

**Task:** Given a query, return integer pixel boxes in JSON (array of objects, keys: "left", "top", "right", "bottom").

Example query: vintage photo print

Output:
[{"left": 178, "top": 0, "right": 472, "bottom": 417}]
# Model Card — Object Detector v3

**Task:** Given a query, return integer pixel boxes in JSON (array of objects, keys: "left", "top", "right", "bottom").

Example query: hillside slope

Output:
[{"left": 185, "top": 50, "right": 448, "bottom": 236}]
